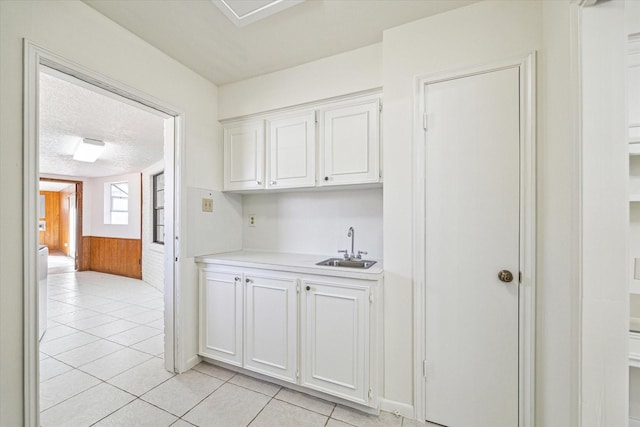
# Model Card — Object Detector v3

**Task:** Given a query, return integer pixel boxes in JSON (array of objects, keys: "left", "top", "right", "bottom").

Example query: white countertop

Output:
[{"left": 195, "top": 250, "right": 383, "bottom": 281}]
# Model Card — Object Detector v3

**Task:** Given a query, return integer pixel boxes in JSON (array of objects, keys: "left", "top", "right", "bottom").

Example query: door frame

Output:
[
  {"left": 23, "top": 40, "right": 183, "bottom": 426},
  {"left": 412, "top": 53, "right": 536, "bottom": 426},
  {"left": 39, "top": 177, "right": 83, "bottom": 270}
]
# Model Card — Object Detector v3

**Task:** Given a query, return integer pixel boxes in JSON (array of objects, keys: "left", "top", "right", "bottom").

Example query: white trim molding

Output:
[
  {"left": 412, "top": 52, "right": 537, "bottom": 426},
  {"left": 22, "top": 39, "right": 184, "bottom": 425},
  {"left": 379, "top": 399, "right": 414, "bottom": 419}
]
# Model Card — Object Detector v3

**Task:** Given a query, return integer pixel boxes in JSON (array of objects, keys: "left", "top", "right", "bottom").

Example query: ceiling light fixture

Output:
[
  {"left": 212, "top": 0, "right": 306, "bottom": 27},
  {"left": 73, "top": 138, "right": 105, "bottom": 163}
]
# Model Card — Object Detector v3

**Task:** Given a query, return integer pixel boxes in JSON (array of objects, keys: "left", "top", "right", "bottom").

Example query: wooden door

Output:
[
  {"left": 301, "top": 279, "right": 369, "bottom": 404},
  {"left": 266, "top": 112, "right": 316, "bottom": 189},
  {"left": 424, "top": 67, "right": 520, "bottom": 427},
  {"left": 200, "top": 270, "right": 244, "bottom": 366},
  {"left": 244, "top": 274, "right": 298, "bottom": 382}
]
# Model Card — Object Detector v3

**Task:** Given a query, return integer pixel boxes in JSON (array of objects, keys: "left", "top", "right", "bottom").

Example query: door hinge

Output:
[
  {"left": 368, "top": 388, "right": 373, "bottom": 400},
  {"left": 296, "top": 283, "right": 300, "bottom": 293},
  {"left": 519, "top": 271, "right": 522, "bottom": 283},
  {"left": 423, "top": 360, "right": 428, "bottom": 378},
  {"left": 379, "top": 101, "right": 382, "bottom": 113},
  {"left": 423, "top": 113, "right": 428, "bottom": 131},
  {"left": 296, "top": 370, "right": 300, "bottom": 379},
  {"left": 369, "top": 292, "right": 373, "bottom": 304},
  {"left": 314, "top": 111, "right": 318, "bottom": 124}
]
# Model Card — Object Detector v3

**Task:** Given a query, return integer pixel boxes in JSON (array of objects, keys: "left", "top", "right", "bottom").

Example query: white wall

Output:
[
  {"left": 0, "top": 1, "right": 227, "bottom": 424},
  {"left": 382, "top": 0, "right": 544, "bottom": 410},
  {"left": 86, "top": 173, "right": 141, "bottom": 239},
  {"left": 242, "top": 189, "right": 383, "bottom": 258},
  {"left": 142, "top": 161, "right": 164, "bottom": 291},
  {"left": 218, "top": 43, "right": 382, "bottom": 120},
  {"left": 581, "top": 2, "right": 629, "bottom": 425}
]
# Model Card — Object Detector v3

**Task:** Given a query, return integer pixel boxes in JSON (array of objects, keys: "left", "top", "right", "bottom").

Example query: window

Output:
[
  {"left": 109, "top": 182, "right": 129, "bottom": 225},
  {"left": 153, "top": 172, "right": 164, "bottom": 244}
]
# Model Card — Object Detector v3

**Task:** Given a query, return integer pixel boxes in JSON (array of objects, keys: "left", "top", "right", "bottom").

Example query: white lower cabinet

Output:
[
  {"left": 198, "top": 263, "right": 381, "bottom": 409},
  {"left": 200, "top": 270, "right": 244, "bottom": 366},
  {"left": 244, "top": 274, "right": 298, "bottom": 382},
  {"left": 301, "top": 279, "right": 370, "bottom": 404}
]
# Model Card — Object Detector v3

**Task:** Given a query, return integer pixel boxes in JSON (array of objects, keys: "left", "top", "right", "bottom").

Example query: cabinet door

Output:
[
  {"left": 245, "top": 275, "right": 298, "bottom": 382},
  {"left": 301, "top": 280, "right": 370, "bottom": 404},
  {"left": 200, "top": 270, "right": 243, "bottom": 366},
  {"left": 319, "top": 98, "right": 380, "bottom": 186},
  {"left": 224, "top": 121, "right": 265, "bottom": 191},
  {"left": 266, "top": 112, "right": 316, "bottom": 189}
]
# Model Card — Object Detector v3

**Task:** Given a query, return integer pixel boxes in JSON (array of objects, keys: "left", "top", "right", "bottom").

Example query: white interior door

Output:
[{"left": 424, "top": 67, "right": 520, "bottom": 427}]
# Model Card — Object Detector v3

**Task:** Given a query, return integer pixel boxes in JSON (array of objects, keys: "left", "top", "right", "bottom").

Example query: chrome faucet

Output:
[{"left": 338, "top": 226, "right": 368, "bottom": 260}]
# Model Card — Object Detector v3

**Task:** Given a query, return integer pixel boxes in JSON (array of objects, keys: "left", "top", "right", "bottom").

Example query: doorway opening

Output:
[
  {"left": 38, "top": 178, "right": 83, "bottom": 274},
  {"left": 24, "top": 41, "right": 182, "bottom": 425}
]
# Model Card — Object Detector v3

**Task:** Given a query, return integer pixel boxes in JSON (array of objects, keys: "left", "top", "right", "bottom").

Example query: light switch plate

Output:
[{"left": 202, "top": 198, "right": 213, "bottom": 212}]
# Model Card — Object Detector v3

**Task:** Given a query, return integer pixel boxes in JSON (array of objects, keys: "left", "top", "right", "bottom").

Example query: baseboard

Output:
[
  {"left": 181, "top": 354, "right": 201, "bottom": 373},
  {"left": 379, "top": 398, "right": 414, "bottom": 419},
  {"left": 630, "top": 416, "right": 640, "bottom": 427}
]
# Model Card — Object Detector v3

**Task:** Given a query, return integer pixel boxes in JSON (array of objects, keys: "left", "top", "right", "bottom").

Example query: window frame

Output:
[
  {"left": 153, "top": 172, "right": 165, "bottom": 245},
  {"left": 109, "top": 181, "right": 129, "bottom": 225}
]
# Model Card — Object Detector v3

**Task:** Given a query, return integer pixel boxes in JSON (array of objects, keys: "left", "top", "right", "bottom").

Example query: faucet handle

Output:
[
  {"left": 356, "top": 250, "right": 368, "bottom": 259},
  {"left": 337, "top": 249, "right": 349, "bottom": 259}
]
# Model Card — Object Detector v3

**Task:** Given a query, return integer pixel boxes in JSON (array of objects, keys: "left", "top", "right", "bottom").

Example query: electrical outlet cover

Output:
[{"left": 202, "top": 198, "right": 213, "bottom": 212}]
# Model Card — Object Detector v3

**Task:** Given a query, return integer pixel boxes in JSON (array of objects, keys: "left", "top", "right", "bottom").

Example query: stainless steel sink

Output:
[{"left": 316, "top": 258, "right": 377, "bottom": 269}]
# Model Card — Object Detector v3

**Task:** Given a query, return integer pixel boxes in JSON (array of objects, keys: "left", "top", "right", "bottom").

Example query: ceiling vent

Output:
[{"left": 211, "top": 0, "right": 306, "bottom": 27}]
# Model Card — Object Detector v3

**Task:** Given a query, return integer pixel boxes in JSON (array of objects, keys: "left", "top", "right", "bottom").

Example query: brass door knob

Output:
[{"left": 498, "top": 270, "right": 514, "bottom": 283}]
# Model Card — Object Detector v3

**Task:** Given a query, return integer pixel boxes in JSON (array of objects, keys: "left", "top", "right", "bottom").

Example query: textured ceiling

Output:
[
  {"left": 83, "top": 0, "right": 478, "bottom": 85},
  {"left": 39, "top": 70, "right": 165, "bottom": 178}
]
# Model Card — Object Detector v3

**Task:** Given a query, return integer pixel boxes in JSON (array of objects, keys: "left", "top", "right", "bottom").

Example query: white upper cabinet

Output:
[
  {"left": 266, "top": 111, "right": 316, "bottom": 189},
  {"left": 224, "top": 120, "right": 265, "bottom": 191},
  {"left": 222, "top": 92, "right": 381, "bottom": 192},
  {"left": 319, "top": 97, "right": 380, "bottom": 186}
]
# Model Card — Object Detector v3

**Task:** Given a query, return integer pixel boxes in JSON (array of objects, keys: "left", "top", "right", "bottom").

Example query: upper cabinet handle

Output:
[{"left": 324, "top": 176, "right": 329, "bottom": 181}]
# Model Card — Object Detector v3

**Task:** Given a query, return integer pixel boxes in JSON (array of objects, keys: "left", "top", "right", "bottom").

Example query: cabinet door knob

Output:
[
  {"left": 270, "top": 181, "right": 277, "bottom": 185},
  {"left": 246, "top": 278, "right": 251, "bottom": 283},
  {"left": 256, "top": 180, "right": 262, "bottom": 185},
  {"left": 306, "top": 285, "right": 311, "bottom": 291},
  {"left": 324, "top": 176, "right": 329, "bottom": 181},
  {"left": 234, "top": 277, "right": 240, "bottom": 281}
]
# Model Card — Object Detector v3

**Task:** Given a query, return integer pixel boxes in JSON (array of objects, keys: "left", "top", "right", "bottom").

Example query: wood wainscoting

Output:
[{"left": 81, "top": 236, "right": 142, "bottom": 279}]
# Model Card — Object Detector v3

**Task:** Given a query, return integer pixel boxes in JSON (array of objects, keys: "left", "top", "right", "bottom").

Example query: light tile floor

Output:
[{"left": 40, "top": 271, "right": 427, "bottom": 426}]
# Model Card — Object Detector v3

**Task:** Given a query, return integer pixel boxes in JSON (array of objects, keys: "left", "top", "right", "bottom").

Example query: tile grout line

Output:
[
  {"left": 176, "top": 371, "right": 237, "bottom": 422},
  {"left": 244, "top": 389, "right": 279, "bottom": 426}
]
